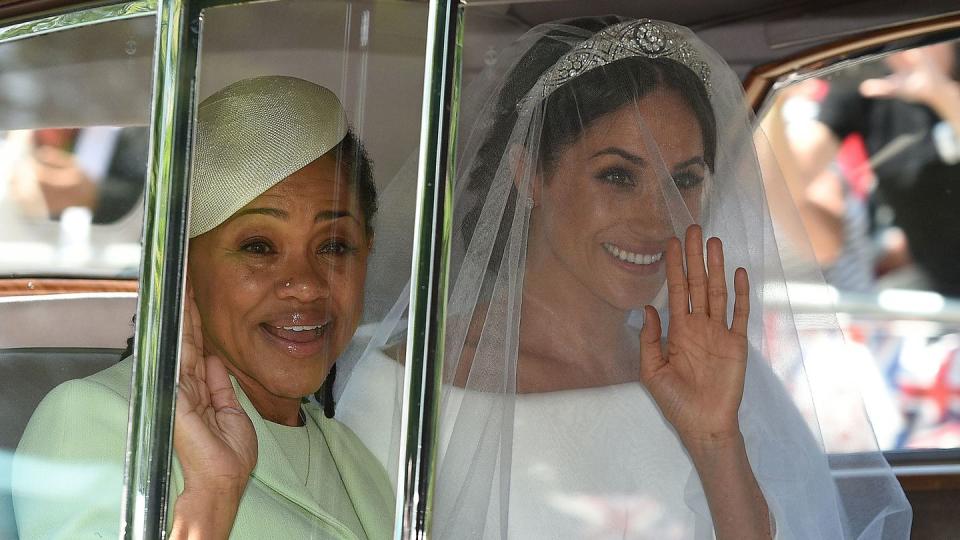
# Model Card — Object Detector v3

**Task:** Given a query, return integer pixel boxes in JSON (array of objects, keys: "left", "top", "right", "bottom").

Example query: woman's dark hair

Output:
[
  {"left": 952, "top": 42, "right": 960, "bottom": 81},
  {"left": 539, "top": 56, "right": 716, "bottom": 175},
  {"left": 337, "top": 128, "right": 378, "bottom": 236}
]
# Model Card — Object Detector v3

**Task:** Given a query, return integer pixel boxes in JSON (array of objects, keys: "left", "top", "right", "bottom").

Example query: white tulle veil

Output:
[{"left": 335, "top": 16, "right": 912, "bottom": 539}]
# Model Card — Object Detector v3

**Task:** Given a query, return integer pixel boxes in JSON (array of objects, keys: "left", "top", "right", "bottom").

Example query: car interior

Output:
[{"left": 1, "top": 0, "right": 959, "bottom": 538}]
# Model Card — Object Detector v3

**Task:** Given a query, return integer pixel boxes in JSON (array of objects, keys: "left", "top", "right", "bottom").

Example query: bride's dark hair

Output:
[{"left": 539, "top": 56, "right": 716, "bottom": 175}]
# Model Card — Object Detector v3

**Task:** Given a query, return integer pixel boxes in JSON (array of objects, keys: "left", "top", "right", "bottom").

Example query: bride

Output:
[{"left": 338, "top": 16, "right": 912, "bottom": 539}]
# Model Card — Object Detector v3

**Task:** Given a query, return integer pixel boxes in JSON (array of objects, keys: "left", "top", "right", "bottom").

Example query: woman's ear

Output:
[{"left": 508, "top": 144, "right": 541, "bottom": 209}]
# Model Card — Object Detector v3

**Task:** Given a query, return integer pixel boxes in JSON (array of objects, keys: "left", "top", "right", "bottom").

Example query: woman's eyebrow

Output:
[
  {"left": 233, "top": 207, "right": 287, "bottom": 219},
  {"left": 674, "top": 157, "right": 707, "bottom": 169},
  {"left": 314, "top": 209, "right": 357, "bottom": 223},
  {"left": 230, "top": 208, "right": 357, "bottom": 224},
  {"left": 591, "top": 147, "right": 646, "bottom": 166}
]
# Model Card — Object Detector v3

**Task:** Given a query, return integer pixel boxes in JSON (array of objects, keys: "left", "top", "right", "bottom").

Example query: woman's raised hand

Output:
[
  {"left": 639, "top": 224, "right": 750, "bottom": 449},
  {"left": 171, "top": 282, "right": 257, "bottom": 538}
]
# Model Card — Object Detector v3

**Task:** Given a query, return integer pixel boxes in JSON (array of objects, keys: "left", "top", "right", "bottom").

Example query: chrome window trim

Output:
[
  {"left": 745, "top": 12, "right": 960, "bottom": 110},
  {"left": 396, "top": 1, "right": 462, "bottom": 538},
  {"left": 0, "top": 0, "right": 157, "bottom": 45},
  {"left": 122, "top": 0, "right": 197, "bottom": 537}
]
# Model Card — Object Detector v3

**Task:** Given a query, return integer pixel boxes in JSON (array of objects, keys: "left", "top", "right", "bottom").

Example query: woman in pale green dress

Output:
[{"left": 13, "top": 76, "right": 393, "bottom": 540}]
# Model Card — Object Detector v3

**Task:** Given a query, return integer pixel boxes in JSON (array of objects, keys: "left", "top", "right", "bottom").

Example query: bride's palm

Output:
[
  {"left": 175, "top": 285, "right": 257, "bottom": 492},
  {"left": 640, "top": 225, "right": 750, "bottom": 444}
]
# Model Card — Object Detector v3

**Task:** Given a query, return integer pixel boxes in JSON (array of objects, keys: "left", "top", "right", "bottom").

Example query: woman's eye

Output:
[
  {"left": 318, "top": 240, "right": 355, "bottom": 256},
  {"left": 597, "top": 168, "right": 635, "bottom": 186},
  {"left": 239, "top": 240, "right": 274, "bottom": 255},
  {"left": 674, "top": 172, "right": 705, "bottom": 189}
]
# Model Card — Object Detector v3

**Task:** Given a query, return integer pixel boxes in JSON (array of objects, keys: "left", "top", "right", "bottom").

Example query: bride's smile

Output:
[
  {"left": 601, "top": 242, "right": 665, "bottom": 277},
  {"left": 528, "top": 87, "right": 709, "bottom": 311}
]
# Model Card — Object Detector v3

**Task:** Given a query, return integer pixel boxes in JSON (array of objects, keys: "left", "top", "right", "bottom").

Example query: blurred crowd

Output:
[{"left": 763, "top": 42, "right": 960, "bottom": 450}]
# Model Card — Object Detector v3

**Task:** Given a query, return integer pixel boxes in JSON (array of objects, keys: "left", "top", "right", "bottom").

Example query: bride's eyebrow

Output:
[
  {"left": 673, "top": 157, "right": 707, "bottom": 170},
  {"left": 590, "top": 147, "right": 646, "bottom": 167}
]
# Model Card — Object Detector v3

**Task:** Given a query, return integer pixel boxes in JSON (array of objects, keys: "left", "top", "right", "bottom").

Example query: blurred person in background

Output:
[
  {"left": 6, "top": 126, "right": 147, "bottom": 223},
  {"left": 776, "top": 42, "right": 960, "bottom": 296}
]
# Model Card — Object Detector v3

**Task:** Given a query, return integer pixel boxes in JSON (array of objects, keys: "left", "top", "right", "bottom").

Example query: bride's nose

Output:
[{"left": 626, "top": 179, "right": 678, "bottom": 235}]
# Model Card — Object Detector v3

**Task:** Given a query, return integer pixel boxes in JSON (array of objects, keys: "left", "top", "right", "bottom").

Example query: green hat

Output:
[{"left": 190, "top": 75, "right": 347, "bottom": 238}]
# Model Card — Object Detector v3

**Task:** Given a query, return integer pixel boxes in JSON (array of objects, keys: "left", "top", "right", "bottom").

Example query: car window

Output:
[
  {"left": 0, "top": 7, "right": 155, "bottom": 540},
  {"left": 184, "top": 2, "right": 428, "bottom": 532},
  {"left": 0, "top": 0, "right": 427, "bottom": 538},
  {"left": 0, "top": 13, "right": 154, "bottom": 280},
  {"left": 758, "top": 37, "right": 960, "bottom": 453}
]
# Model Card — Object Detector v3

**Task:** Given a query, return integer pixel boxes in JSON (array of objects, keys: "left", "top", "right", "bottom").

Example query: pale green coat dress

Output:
[{"left": 11, "top": 358, "right": 394, "bottom": 539}]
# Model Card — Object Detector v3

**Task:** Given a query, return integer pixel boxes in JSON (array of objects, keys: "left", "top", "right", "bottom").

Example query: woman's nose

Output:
[
  {"left": 276, "top": 258, "right": 331, "bottom": 302},
  {"left": 629, "top": 180, "right": 675, "bottom": 232}
]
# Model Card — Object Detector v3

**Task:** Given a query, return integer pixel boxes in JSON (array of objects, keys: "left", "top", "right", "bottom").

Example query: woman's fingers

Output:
[
  {"left": 180, "top": 286, "right": 199, "bottom": 377},
  {"left": 205, "top": 354, "right": 243, "bottom": 414},
  {"left": 668, "top": 227, "right": 738, "bottom": 328},
  {"left": 665, "top": 236, "right": 688, "bottom": 317},
  {"left": 684, "top": 225, "right": 708, "bottom": 315},
  {"left": 639, "top": 305, "right": 665, "bottom": 380},
  {"left": 706, "top": 237, "right": 728, "bottom": 324},
  {"left": 731, "top": 267, "right": 750, "bottom": 337}
]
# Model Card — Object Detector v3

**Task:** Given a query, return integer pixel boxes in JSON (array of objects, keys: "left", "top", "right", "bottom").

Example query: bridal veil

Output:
[{"left": 336, "top": 15, "right": 911, "bottom": 539}]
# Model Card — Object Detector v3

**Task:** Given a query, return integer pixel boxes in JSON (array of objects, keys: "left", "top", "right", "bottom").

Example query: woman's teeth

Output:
[
  {"left": 603, "top": 243, "right": 663, "bottom": 265},
  {"left": 282, "top": 325, "right": 322, "bottom": 332},
  {"left": 272, "top": 323, "right": 328, "bottom": 337}
]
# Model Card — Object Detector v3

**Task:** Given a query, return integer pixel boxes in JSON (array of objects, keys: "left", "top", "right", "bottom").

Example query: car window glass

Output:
[
  {"left": 759, "top": 37, "right": 960, "bottom": 452},
  {"left": 0, "top": 15, "right": 154, "bottom": 279},
  {"left": 0, "top": 11, "right": 154, "bottom": 540},
  {"left": 180, "top": 0, "right": 428, "bottom": 535}
]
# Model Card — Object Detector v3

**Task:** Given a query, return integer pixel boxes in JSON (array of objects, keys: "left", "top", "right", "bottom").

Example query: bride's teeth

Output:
[{"left": 603, "top": 243, "right": 663, "bottom": 266}]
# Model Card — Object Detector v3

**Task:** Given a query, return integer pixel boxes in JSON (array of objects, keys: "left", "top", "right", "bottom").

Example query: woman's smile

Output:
[
  {"left": 258, "top": 320, "right": 333, "bottom": 358},
  {"left": 603, "top": 242, "right": 663, "bottom": 273}
]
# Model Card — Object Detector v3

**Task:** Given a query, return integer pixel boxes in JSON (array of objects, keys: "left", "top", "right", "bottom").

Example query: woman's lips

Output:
[
  {"left": 258, "top": 322, "right": 331, "bottom": 357},
  {"left": 602, "top": 242, "right": 665, "bottom": 274}
]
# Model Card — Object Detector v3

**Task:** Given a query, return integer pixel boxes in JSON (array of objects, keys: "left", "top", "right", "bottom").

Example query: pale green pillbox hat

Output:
[{"left": 189, "top": 75, "right": 348, "bottom": 238}]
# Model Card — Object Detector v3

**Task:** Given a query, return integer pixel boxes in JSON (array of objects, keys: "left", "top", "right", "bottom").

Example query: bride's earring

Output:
[{"left": 525, "top": 196, "right": 536, "bottom": 209}]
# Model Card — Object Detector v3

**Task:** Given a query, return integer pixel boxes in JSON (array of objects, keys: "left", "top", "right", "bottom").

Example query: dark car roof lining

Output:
[
  {"left": 1, "top": 1, "right": 958, "bottom": 83},
  {"left": 465, "top": 0, "right": 960, "bottom": 78}
]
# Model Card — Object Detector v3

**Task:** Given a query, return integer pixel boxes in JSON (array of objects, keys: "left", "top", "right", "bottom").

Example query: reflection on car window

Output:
[
  {"left": 0, "top": 126, "right": 147, "bottom": 277},
  {"left": 0, "top": 12, "right": 154, "bottom": 280},
  {"left": 761, "top": 38, "right": 960, "bottom": 452}
]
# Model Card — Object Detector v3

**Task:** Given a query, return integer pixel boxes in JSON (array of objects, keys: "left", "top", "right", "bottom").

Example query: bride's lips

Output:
[
  {"left": 602, "top": 241, "right": 665, "bottom": 275},
  {"left": 258, "top": 312, "right": 333, "bottom": 358}
]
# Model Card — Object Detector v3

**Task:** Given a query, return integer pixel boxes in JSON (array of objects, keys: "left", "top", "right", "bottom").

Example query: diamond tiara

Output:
[{"left": 537, "top": 19, "right": 712, "bottom": 100}]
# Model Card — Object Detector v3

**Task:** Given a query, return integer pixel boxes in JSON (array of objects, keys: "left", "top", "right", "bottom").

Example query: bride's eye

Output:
[
  {"left": 673, "top": 172, "right": 705, "bottom": 189},
  {"left": 596, "top": 167, "right": 636, "bottom": 187}
]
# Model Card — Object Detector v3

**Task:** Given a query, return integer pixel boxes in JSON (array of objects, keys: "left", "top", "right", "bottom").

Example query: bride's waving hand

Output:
[
  {"left": 640, "top": 224, "right": 770, "bottom": 539},
  {"left": 640, "top": 224, "right": 749, "bottom": 445}
]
